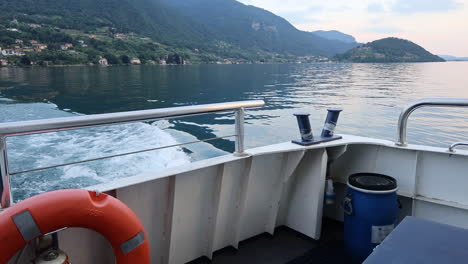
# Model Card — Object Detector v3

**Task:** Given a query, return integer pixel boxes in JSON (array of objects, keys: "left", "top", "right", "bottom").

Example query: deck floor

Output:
[{"left": 188, "top": 219, "right": 350, "bottom": 264}]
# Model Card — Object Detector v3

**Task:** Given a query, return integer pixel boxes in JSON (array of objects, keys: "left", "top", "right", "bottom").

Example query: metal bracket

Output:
[
  {"left": 343, "top": 194, "right": 353, "bottom": 216},
  {"left": 292, "top": 135, "right": 342, "bottom": 146}
]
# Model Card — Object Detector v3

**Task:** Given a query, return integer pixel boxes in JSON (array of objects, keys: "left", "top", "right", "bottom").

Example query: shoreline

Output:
[{"left": 0, "top": 60, "right": 462, "bottom": 69}]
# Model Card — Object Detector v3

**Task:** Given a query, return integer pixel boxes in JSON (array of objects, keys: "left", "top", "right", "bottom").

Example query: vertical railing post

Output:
[
  {"left": 234, "top": 108, "right": 246, "bottom": 156},
  {"left": 0, "top": 136, "right": 11, "bottom": 208}
]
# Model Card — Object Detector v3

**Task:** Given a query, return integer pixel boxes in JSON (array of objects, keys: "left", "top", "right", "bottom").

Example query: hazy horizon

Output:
[{"left": 239, "top": 0, "right": 468, "bottom": 57}]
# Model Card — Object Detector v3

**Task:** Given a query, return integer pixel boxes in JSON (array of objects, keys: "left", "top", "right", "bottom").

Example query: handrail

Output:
[
  {"left": 396, "top": 98, "right": 468, "bottom": 146},
  {"left": 0, "top": 100, "right": 265, "bottom": 208},
  {"left": 0, "top": 100, "right": 264, "bottom": 136},
  {"left": 448, "top": 142, "right": 468, "bottom": 152}
]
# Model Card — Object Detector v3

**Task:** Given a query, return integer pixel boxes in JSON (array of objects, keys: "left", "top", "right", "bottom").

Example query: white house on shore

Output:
[
  {"left": 130, "top": 58, "right": 141, "bottom": 64},
  {"left": 1, "top": 49, "right": 25, "bottom": 56},
  {"left": 98, "top": 57, "right": 108, "bottom": 65}
]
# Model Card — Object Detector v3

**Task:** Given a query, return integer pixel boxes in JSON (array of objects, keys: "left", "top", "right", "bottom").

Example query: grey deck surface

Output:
[
  {"left": 365, "top": 216, "right": 468, "bottom": 264},
  {"left": 188, "top": 220, "right": 348, "bottom": 264}
]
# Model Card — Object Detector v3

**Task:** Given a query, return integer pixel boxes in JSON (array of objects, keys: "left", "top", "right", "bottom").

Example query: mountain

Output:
[
  {"left": 0, "top": 0, "right": 359, "bottom": 64},
  {"left": 334, "top": 37, "right": 445, "bottom": 63},
  {"left": 159, "top": 0, "right": 359, "bottom": 57},
  {"left": 311, "top": 30, "right": 357, "bottom": 43},
  {"left": 438, "top": 55, "right": 468, "bottom": 61}
]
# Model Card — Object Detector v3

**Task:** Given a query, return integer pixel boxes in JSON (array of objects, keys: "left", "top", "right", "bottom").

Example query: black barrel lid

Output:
[{"left": 348, "top": 173, "right": 397, "bottom": 191}]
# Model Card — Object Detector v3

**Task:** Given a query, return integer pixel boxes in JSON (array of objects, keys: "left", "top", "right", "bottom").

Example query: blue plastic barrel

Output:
[{"left": 343, "top": 173, "right": 398, "bottom": 263}]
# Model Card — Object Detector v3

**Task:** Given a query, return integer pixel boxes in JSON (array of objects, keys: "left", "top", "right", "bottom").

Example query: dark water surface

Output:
[{"left": 1, "top": 62, "right": 468, "bottom": 199}]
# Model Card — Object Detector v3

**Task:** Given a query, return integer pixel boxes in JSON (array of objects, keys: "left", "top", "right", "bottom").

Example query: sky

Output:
[{"left": 238, "top": 0, "right": 468, "bottom": 56}]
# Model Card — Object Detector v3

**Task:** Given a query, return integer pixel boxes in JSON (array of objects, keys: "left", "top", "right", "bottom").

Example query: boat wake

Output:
[{"left": 0, "top": 100, "right": 191, "bottom": 201}]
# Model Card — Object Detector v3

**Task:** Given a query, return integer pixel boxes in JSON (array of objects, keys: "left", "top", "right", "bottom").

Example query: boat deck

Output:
[{"left": 188, "top": 219, "right": 349, "bottom": 264}]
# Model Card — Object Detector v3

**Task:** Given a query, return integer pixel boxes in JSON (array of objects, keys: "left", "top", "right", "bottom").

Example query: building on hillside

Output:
[
  {"left": 1, "top": 49, "right": 16, "bottom": 56},
  {"left": 114, "top": 33, "right": 128, "bottom": 40},
  {"left": 30, "top": 40, "right": 38, "bottom": 44},
  {"left": 15, "top": 39, "right": 23, "bottom": 44},
  {"left": 28, "top": 24, "right": 41, "bottom": 28},
  {"left": 130, "top": 58, "right": 141, "bottom": 64},
  {"left": 32, "top": 44, "right": 48, "bottom": 50},
  {"left": 60, "top": 43, "right": 74, "bottom": 50},
  {"left": 6, "top": 28, "right": 19, "bottom": 32},
  {"left": 78, "top": 40, "right": 85, "bottom": 44},
  {"left": 98, "top": 57, "right": 108, "bottom": 65},
  {"left": 159, "top": 59, "right": 167, "bottom": 65},
  {"left": 14, "top": 49, "right": 25, "bottom": 56},
  {"left": 0, "top": 59, "right": 8, "bottom": 66},
  {"left": 2, "top": 48, "right": 25, "bottom": 56}
]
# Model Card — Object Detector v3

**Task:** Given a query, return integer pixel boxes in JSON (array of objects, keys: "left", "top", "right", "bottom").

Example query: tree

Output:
[
  {"left": 47, "top": 43, "right": 61, "bottom": 50},
  {"left": 19, "top": 55, "right": 32, "bottom": 65},
  {"left": 166, "top": 53, "right": 184, "bottom": 64},
  {"left": 104, "top": 54, "right": 120, "bottom": 64},
  {"left": 120, "top": 55, "right": 130, "bottom": 64}
]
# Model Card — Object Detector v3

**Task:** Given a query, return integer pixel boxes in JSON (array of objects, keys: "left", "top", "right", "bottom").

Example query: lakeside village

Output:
[
  {"left": 0, "top": 30, "right": 175, "bottom": 67},
  {"left": 0, "top": 39, "right": 331, "bottom": 67},
  {"left": 0, "top": 21, "right": 331, "bottom": 67},
  {"left": 0, "top": 41, "right": 149, "bottom": 67}
]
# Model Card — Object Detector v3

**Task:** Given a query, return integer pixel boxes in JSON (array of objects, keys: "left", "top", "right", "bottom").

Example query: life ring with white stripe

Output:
[{"left": 0, "top": 189, "right": 150, "bottom": 263}]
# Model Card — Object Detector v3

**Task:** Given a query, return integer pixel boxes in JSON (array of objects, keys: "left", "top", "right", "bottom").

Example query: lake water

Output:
[{"left": 1, "top": 62, "right": 468, "bottom": 200}]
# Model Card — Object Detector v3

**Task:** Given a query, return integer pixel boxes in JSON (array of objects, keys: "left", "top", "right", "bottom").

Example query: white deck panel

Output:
[
  {"left": 285, "top": 149, "right": 327, "bottom": 239},
  {"left": 117, "top": 177, "right": 175, "bottom": 264},
  {"left": 238, "top": 153, "right": 285, "bottom": 241},
  {"left": 416, "top": 151, "right": 468, "bottom": 205},
  {"left": 169, "top": 166, "right": 220, "bottom": 264},
  {"left": 212, "top": 159, "right": 251, "bottom": 251}
]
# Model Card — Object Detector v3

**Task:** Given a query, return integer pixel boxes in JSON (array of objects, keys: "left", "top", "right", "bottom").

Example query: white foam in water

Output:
[{"left": 0, "top": 101, "right": 191, "bottom": 201}]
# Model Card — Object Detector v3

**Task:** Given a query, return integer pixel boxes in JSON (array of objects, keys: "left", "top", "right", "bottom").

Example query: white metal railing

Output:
[
  {"left": 448, "top": 142, "right": 468, "bottom": 152},
  {"left": 0, "top": 100, "right": 265, "bottom": 208},
  {"left": 396, "top": 98, "right": 468, "bottom": 146}
]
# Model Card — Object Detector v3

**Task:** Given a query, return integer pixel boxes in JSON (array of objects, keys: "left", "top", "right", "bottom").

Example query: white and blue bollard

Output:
[
  {"left": 292, "top": 110, "right": 343, "bottom": 146},
  {"left": 293, "top": 113, "right": 314, "bottom": 142},
  {"left": 321, "top": 109, "right": 342, "bottom": 138}
]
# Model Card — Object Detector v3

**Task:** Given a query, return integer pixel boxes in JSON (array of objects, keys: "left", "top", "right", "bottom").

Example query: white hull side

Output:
[{"left": 19, "top": 135, "right": 468, "bottom": 264}]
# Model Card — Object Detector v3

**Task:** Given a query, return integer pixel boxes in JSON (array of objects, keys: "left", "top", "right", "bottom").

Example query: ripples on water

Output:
[{"left": 1, "top": 62, "right": 468, "bottom": 200}]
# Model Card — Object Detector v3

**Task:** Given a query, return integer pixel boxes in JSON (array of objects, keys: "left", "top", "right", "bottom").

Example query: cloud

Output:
[
  {"left": 362, "top": 26, "right": 401, "bottom": 33},
  {"left": 369, "top": 17, "right": 384, "bottom": 24},
  {"left": 283, "top": 15, "right": 322, "bottom": 25},
  {"left": 277, "top": 6, "right": 323, "bottom": 24},
  {"left": 367, "top": 3, "right": 385, "bottom": 13},
  {"left": 392, "top": 0, "right": 463, "bottom": 14}
]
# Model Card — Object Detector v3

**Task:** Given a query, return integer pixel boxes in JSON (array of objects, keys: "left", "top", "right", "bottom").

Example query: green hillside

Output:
[
  {"left": 0, "top": 0, "right": 358, "bottom": 66},
  {"left": 334, "top": 37, "right": 445, "bottom": 63}
]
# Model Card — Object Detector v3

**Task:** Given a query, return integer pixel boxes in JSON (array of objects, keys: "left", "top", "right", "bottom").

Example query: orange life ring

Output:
[{"left": 0, "top": 189, "right": 150, "bottom": 263}]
